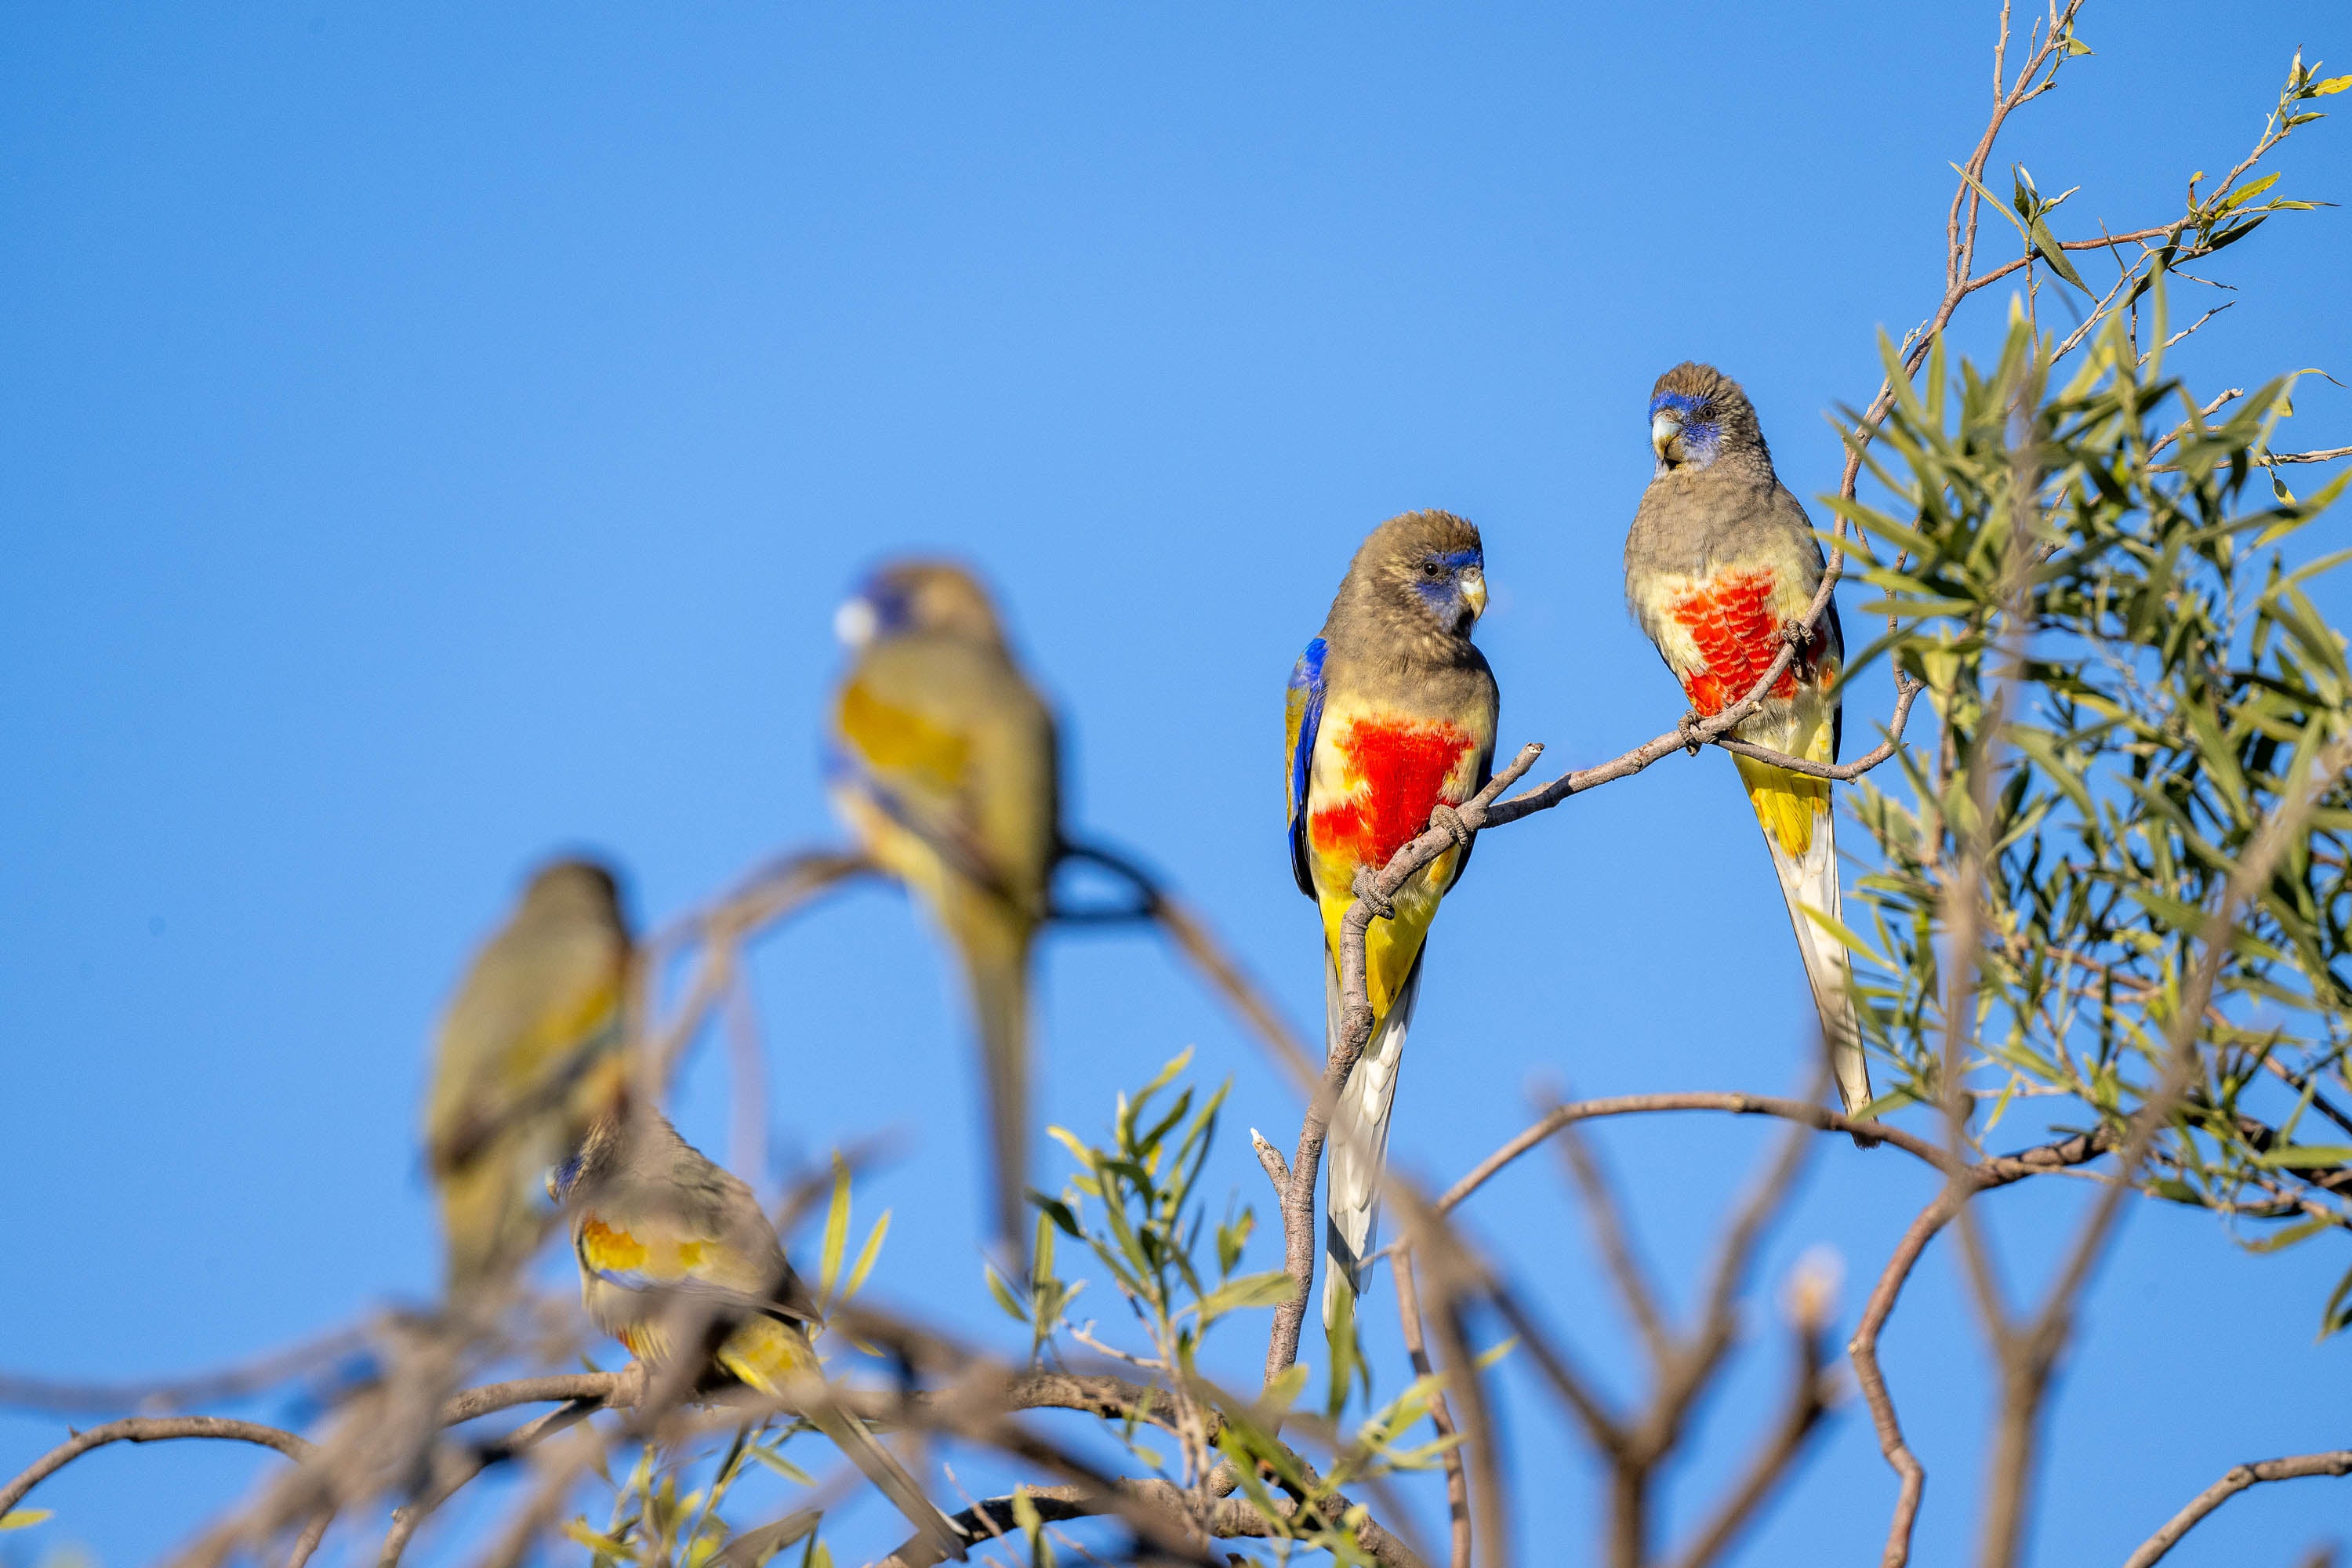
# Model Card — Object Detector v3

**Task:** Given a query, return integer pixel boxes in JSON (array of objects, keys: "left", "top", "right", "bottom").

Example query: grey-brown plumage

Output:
[
  {"left": 558, "top": 1110, "right": 967, "bottom": 1559},
  {"left": 829, "top": 561, "right": 1061, "bottom": 1265},
  {"left": 425, "top": 858, "right": 632, "bottom": 1299},
  {"left": 1287, "top": 510, "right": 1499, "bottom": 1321},
  {"left": 1623, "top": 363, "right": 1874, "bottom": 1132}
]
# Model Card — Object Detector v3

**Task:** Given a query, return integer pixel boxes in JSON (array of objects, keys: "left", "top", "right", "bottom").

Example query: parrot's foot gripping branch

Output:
[
  {"left": 1677, "top": 711, "right": 1707, "bottom": 757},
  {"left": 1350, "top": 866, "right": 1397, "bottom": 923}
]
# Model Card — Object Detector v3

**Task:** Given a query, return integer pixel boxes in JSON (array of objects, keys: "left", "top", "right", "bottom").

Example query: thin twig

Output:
[
  {"left": 1, "top": 1417, "right": 314, "bottom": 1517},
  {"left": 1394, "top": 1248, "right": 1472, "bottom": 1568},
  {"left": 2118, "top": 1450, "right": 2352, "bottom": 1568},
  {"left": 1548, "top": 1109, "right": 1676, "bottom": 1369}
]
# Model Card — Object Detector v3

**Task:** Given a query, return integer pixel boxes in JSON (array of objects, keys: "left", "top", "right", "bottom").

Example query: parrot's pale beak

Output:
[
  {"left": 1460, "top": 567, "right": 1488, "bottom": 621},
  {"left": 833, "top": 597, "right": 879, "bottom": 649},
  {"left": 1651, "top": 412, "right": 1682, "bottom": 463}
]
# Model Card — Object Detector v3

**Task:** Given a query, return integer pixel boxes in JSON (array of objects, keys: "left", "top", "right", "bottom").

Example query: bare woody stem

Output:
[
  {"left": 1, "top": 1417, "right": 314, "bottom": 1519},
  {"left": 2118, "top": 1450, "right": 2352, "bottom": 1568},
  {"left": 1393, "top": 1249, "right": 1473, "bottom": 1568},
  {"left": 1262, "top": 743, "right": 1544, "bottom": 1383}
]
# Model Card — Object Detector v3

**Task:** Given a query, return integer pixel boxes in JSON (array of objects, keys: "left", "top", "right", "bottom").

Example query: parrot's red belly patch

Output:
[
  {"left": 1310, "top": 719, "right": 1475, "bottom": 871},
  {"left": 1670, "top": 570, "right": 1801, "bottom": 716}
]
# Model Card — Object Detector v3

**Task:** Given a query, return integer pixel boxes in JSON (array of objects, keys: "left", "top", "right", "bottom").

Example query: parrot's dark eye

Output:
[{"left": 1421, "top": 560, "right": 1443, "bottom": 578}]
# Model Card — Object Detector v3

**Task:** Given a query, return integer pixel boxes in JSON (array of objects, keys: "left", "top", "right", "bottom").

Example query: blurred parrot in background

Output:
[
  {"left": 425, "top": 858, "right": 633, "bottom": 1301},
  {"left": 554, "top": 1109, "right": 968, "bottom": 1561},
  {"left": 1286, "top": 510, "right": 1498, "bottom": 1325},
  {"left": 828, "top": 561, "right": 1060, "bottom": 1263},
  {"left": 1623, "top": 361, "right": 1875, "bottom": 1131}
]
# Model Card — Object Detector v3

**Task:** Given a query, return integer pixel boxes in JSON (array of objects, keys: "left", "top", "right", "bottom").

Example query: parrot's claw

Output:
[
  {"left": 1351, "top": 867, "right": 1397, "bottom": 922},
  {"left": 1780, "top": 617, "right": 1817, "bottom": 653},
  {"left": 1427, "top": 802, "right": 1472, "bottom": 849},
  {"left": 1677, "top": 711, "right": 1708, "bottom": 757},
  {"left": 612, "top": 1359, "right": 649, "bottom": 1410}
]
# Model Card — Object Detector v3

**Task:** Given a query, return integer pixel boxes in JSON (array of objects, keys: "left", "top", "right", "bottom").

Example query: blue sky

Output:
[{"left": 2, "top": 3, "right": 2347, "bottom": 1565}]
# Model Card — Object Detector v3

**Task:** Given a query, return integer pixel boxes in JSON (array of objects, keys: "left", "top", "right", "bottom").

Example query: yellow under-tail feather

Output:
[
  {"left": 578, "top": 1214, "right": 966, "bottom": 1560},
  {"left": 1312, "top": 841, "right": 1460, "bottom": 1018},
  {"left": 1734, "top": 710, "right": 1874, "bottom": 1124},
  {"left": 1734, "top": 753, "right": 1831, "bottom": 858}
]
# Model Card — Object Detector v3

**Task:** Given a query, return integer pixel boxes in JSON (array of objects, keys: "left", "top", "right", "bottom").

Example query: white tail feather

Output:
[
  {"left": 1323, "top": 954, "right": 1421, "bottom": 1328},
  {"left": 1761, "top": 812, "right": 1873, "bottom": 1121}
]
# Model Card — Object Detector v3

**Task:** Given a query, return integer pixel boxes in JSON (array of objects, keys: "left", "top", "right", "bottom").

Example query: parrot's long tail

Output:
[
  {"left": 808, "top": 1397, "right": 970, "bottom": 1560},
  {"left": 954, "top": 902, "right": 1035, "bottom": 1270},
  {"left": 1737, "top": 757, "right": 1875, "bottom": 1145},
  {"left": 730, "top": 1324, "right": 969, "bottom": 1561},
  {"left": 437, "top": 1143, "right": 546, "bottom": 1304},
  {"left": 1323, "top": 950, "right": 1423, "bottom": 1328}
]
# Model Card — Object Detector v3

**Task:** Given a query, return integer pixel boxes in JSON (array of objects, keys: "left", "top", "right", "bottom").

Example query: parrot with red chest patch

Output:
[
  {"left": 1287, "top": 510, "right": 1498, "bottom": 1324},
  {"left": 1624, "top": 361, "right": 1875, "bottom": 1134}
]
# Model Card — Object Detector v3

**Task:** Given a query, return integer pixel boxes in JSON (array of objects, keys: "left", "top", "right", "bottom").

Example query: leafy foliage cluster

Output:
[{"left": 1838, "top": 296, "right": 2352, "bottom": 1328}]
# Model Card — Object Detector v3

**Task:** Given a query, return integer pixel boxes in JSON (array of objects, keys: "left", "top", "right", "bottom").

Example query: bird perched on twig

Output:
[
  {"left": 554, "top": 1109, "right": 968, "bottom": 1561},
  {"left": 828, "top": 561, "right": 1061, "bottom": 1265},
  {"left": 424, "top": 858, "right": 633, "bottom": 1301},
  {"left": 1623, "top": 362, "right": 1876, "bottom": 1137},
  {"left": 1286, "top": 511, "right": 1498, "bottom": 1325}
]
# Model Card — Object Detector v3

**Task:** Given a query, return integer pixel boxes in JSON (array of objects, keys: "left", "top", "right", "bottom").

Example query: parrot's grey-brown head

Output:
[
  {"left": 1350, "top": 509, "right": 1489, "bottom": 640},
  {"left": 546, "top": 1111, "right": 619, "bottom": 1204},
  {"left": 834, "top": 559, "right": 1006, "bottom": 650},
  {"left": 1647, "top": 362, "right": 1768, "bottom": 477},
  {"left": 521, "top": 858, "right": 623, "bottom": 924}
]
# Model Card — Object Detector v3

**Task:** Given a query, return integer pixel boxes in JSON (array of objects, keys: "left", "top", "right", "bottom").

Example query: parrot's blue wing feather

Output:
[{"left": 1283, "top": 637, "right": 1327, "bottom": 898}]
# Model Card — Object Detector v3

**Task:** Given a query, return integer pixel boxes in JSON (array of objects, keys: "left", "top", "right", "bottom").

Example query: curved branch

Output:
[
  {"left": 1, "top": 1417, "right": 313, "bottom": 1518},
  {"left": 379, "top": 1398, "right": 604, "bottom": 1566},
  {"left": 639, "top": 848, "right": 877, "bottom": 1090},
  {"left": 1433, "top": 1094, "right": 1943, "bottom": 1218},
  {"left": 2119, "top": 1450, "right": 2352, "bottom": 1568},
  {"left": 437, "top": 1374, "right": 622, "bottom": 1428},
  {"left": 1713, "top": 674, "right": 1926, "bottom": 780},
  {"left": 869, "top": 1475, "right": 1428, "bottom": 1568}
]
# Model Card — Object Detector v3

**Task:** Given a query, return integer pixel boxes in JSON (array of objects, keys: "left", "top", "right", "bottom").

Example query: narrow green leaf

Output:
[
  {"left": 1196, "top": 1269, "right": 1298, "bottom": 1321},
  {"left": 1325, "top": 1282, "right": 1357, "bottom": 1421},
  {"left": 818, "top": 1152, "right": 853, "bottom": 1306},
  {"left": 2254, "top": 1144, "right": 2352, "bottom": 1169},
  {"left": 1029, "top": 1191, "right": 1084, "bottom": 1239},
  {"left": 983, "top": 1261, "right": 1029, "bottom": 1323},
  {"left": 843, "top": 1210, "right": 891, "bottom": 1301},
  {"left": 1951, "top": 162, "right": 2031, "bottom": 244},
  {"left": 2322, "top": 1264, "right": 2352, "bottom": 1338},
  {"left": 0, "top": 1511, "right": 53, "bottom": 1531},
  {"left": 746, "top": 1444, "right": 818, "bottom": 1486}
]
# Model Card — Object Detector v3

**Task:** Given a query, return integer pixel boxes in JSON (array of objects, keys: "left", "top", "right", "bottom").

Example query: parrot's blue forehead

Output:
[
  {"left": 1650, "top": 390, "right": 1707, "bottom": 419},
  {"left": 1432, "top": 547, "right": 1482, "bottom": 571},
  {"left": 852, "top": 575, "right": 913, "bottom": 630}
]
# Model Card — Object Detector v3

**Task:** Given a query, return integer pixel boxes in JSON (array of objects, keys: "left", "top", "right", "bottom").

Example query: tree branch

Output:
[
  {"left": 1394, "top": 1248, "right": 1472, "bottom": 1568},
  {"left": 1, "top": 1417, "right": 313, "bottom": 1519},
  {"left": 2118, "top": 1450, "right": 2352, "bottom": 1568}
]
